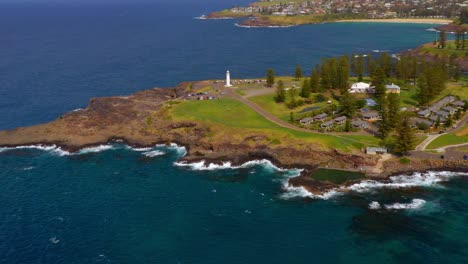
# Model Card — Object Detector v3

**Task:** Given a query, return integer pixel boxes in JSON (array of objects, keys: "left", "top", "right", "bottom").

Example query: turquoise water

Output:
[
  {"left": 0, "top": 145, "right": 467, "bottom": 263},
  {"left": 1, "top": 1, "right": 467, "bottom": 263}
]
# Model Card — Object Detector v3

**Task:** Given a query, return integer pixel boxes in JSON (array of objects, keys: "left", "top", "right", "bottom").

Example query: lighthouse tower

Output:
[{"left": 225, "top": 70, "right": 232, "bottom": 87}]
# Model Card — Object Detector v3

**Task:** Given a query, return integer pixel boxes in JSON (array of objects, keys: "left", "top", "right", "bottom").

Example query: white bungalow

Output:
[
  {"left": 348, "top": 82, "right": 375, "bottom": 94},
  {"left": 385, "top": 83, "right": 400, "bottom": 94}
]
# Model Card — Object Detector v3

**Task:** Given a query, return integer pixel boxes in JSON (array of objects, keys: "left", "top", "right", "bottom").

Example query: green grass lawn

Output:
[
  {"left": 170, "top": 98, "right": 379, "bottom": 151},
  {"left": 420, "top": 41, "right": 468, "bottom": 59},
  {"left": 426, "top": 125, "right": 468, "bottom": 149},
  {"left": 400, "top": 88, "right": 419, "bottom": 107},
  {"left": 249, "top": 93, "right": 335, "bottom": 122}
]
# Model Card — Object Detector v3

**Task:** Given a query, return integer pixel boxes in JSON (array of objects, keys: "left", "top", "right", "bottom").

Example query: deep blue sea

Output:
[{"left": 1, "top": 1, "right": 467, "bottom": 263}]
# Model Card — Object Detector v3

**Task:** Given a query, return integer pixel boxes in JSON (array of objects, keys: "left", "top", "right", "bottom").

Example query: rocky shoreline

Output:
[{"left": 1, "top": 83, "right": 466, "bottom": 197}]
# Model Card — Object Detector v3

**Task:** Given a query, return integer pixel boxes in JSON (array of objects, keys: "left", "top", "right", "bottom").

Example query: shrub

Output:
[{"left": 399, "top": 157, "right": 411, "bottom": 164}]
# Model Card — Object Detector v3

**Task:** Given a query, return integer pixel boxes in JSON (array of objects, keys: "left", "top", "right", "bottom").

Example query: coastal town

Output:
[{"left": 227, "top": 0, "right": 466, "bottom": 19}]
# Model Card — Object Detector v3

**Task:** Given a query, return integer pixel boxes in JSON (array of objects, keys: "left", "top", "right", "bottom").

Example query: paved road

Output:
[{"left": 415, "top": 115, "right": 467, "bottom": 151}]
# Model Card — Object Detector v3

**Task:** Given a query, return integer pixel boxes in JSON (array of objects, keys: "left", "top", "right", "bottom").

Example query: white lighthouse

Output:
[{"left": 225, "top": 70, "right": 232, "bottom": 87}]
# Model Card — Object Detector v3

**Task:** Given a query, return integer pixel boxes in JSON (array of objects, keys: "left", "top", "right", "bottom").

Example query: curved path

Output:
[
  {"left": 415, "top": 115, "right": 467, "bottom": 151},
  {"left": 215, "top": 84, "right": 372, "bottom": 146}
]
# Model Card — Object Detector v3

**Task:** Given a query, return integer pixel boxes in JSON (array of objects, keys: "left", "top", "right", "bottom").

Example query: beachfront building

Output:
[
  {"left": 385, "top": 83, "right": 400, "bottom": 93},
  {"left": 451, "top": 100, "right": 465, "bottom": 108},
  {"left": 320, "top": 120, "right": 334, "bottom": 130},
  {"left": 351, "top": 120, "right": 369, "bottom": 129},
  {"left": 366, "top": 147, "right": 388, "bottom": 155},
  {"left": 361, "top": 111, "right": 380, "bottom": 121},
  {"left": 333, "top": 116, "right": 347, "bottom": 125},
  {"left": 313, "top": 113, "right": 328, "bottom": 122},
  {"left": 348, "top": 82, "right": 375, "bottom": 94},
  {"left": 300, "top": 117, "right": 314, "bottom": 125}
]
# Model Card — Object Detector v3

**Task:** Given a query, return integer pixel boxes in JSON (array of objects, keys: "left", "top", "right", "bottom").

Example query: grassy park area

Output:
[
  {"left": 426, "top": 125, "right": 468, "bottom": 149},
  {"left": 170, "top": 98, "right": 379, "bottom": 151}
]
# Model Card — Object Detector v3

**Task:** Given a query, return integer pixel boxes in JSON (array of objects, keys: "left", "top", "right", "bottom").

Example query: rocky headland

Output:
[{"left": 1, "top": 82, "right": 466, "bottom": 197}]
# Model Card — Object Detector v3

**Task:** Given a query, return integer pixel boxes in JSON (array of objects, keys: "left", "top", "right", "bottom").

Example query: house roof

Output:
[
  {"left": 350, "top": 82, "right": 371, "bottom": 89},
  {"left": 362, "top": 111, "right": 379, "bottom": 118},
  {"left": 314, "top": 113, "right": 327, "bottom": 119},
  {"left": 436, "top": 110, "right": 449, "bottom": 116},
  {"left": 321, "top": 120, "right": 334, "bottom": 127},
  {"left": 418, "top": 110, "right": 430, "bottom": 116},
  {"left": 411, "top": 117, "right": 433, "bottom": 126},
  {"left": 366, "top": 147, "right": 387, "bottom": 152},
  {"left": 334, "top": 116, "right": 347, "bottom": 122},
  {"left": 451, "top": 100, "right": 465, "bottom": 107},
  {"left": 443, "top": 106, "right": 457, "bottom": 112},
  {"left": 352, "top": 120, "right": 368, "bottom": 125},
  {"left": 300, "top": 117, "right": 314, "bottom": 122},
  {"left": 429, "top": 115, "right": 446, "bottom": 122},
  {"left": 385, "top": 83, "right": 400, "bottom": 89}
]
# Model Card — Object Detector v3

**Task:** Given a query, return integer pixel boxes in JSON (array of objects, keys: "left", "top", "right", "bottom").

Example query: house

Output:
[
  {"left": 351, "top": 120, "right": 369, "bottom": 129},
  {"left": 436, "top": 110, "right": 450, "bottom": 118},
  {"left": 442, "top": 106, "right": 457, "bottom": 115},
  {"left": 385, "top": 83, "right": 400, "bottom": 93},
  {"left": 451, "top": 100, "right": 465, "bottom": 108},
  {"left": 348, "top": 82, "right": 375, "bottom": 94},
  {"left": 320, "top": 120, "right": 334, "bottom": 129},
  {"left": 313, "top": 113, "right": 327, "bottom": 122},
  {"left": 417, "top": 109, "right": 431, "bottom": 118},
  {"left": 429, "top": 115, "right": 446, "bottom": 123},
  {"left": 366, "top": 147, "right": 388, "bottom": 155},
  {"left": 410, "top": 117, "right": 433, "bottom": 128},
  {"left": 333, "top": 116, "right": 347, "bottom": 125},
  {"left": 362, "top": 111, "right": 380, "bottom": 121},
  {"left": 300, "top": 117, "right": 314, "bottom": 125}
]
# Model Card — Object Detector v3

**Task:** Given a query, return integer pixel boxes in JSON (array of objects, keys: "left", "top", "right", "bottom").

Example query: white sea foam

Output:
[
  {"left": 346, "top": 171, "right": 467, "bottom": 193},
  {"left": 142, "top": 150, "right": 165, "bottom": 157},
  {"left": 368, "top": 201, "right": 382, "bottom": 210},
  {"left": 280, "top": 184, "right": 341, "bottom": 200},
  {"left": 77, "top": 145, "right": 114, "bottom": 154},
  {"left": 49, "top": 237, "right": 60, "bottom": 244},
  {"left": 168, "top": 143, "right": 187, "bottom": 157},
  {"left": 126, "top": 146, "right": 152, "bottom": 152},
  {"left": 22, "top": 166, "right": 35, "bottom": 171},
  {"left": 174, "top": 159, "right": 295, "bottom": 172},
  {"left": 194, "top": 15, "right": 207, "bottom": 20},
  {"left": 384, "top": 199, "right": 427, "bottom": 210},
  {"left": 0, "top": 145, "right": 71, "bottom": 156}
]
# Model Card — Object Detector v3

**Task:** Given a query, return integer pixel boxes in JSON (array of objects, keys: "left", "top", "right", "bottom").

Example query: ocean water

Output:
[
  {"left": 1, "top": 1, "right": 467, "bottom": 263},
  {"left": 0, "top": 145, "right": 467, "bottom": 263},
  {"left": 0, "top": 0, "right": 441, "bottom": 130}
]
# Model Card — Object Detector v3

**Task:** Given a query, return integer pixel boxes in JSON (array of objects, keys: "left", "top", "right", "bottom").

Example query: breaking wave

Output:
[
  {"left": 384, "top": 199, "right": 427, "bottom": 210},
  {"left": 369, "top": 199, "right": 427, "bottom": 210},
  {"left": 0, "top": 145, "right": 70, "bottom": 156},
  {"left": 174, "top": 159, "right": 292, "bottom": 172},
  {"left": 142, "top": 150, "right": 165, "bottom": 157},
  {"left": 346, "top": 171, "right": 467, "bottom": 193},
  {"left": 280, "top": 185, "right": 341, "bottom": 200},
  {"left": 283, "top": 171, "right": 467, "bottom": 200},
  {"left": 77, "top": 145, "right": 115, "bottom": 154}
]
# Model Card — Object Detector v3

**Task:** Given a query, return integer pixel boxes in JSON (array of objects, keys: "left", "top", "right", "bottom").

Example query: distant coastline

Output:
[{"left": 335, "top": 18, "right": 452, "bottom": 25}]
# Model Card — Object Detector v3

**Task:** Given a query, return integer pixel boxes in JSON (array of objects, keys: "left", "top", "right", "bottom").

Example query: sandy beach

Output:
[{"left": 336, "top": 18, "right": 452, "bottom": 24}]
